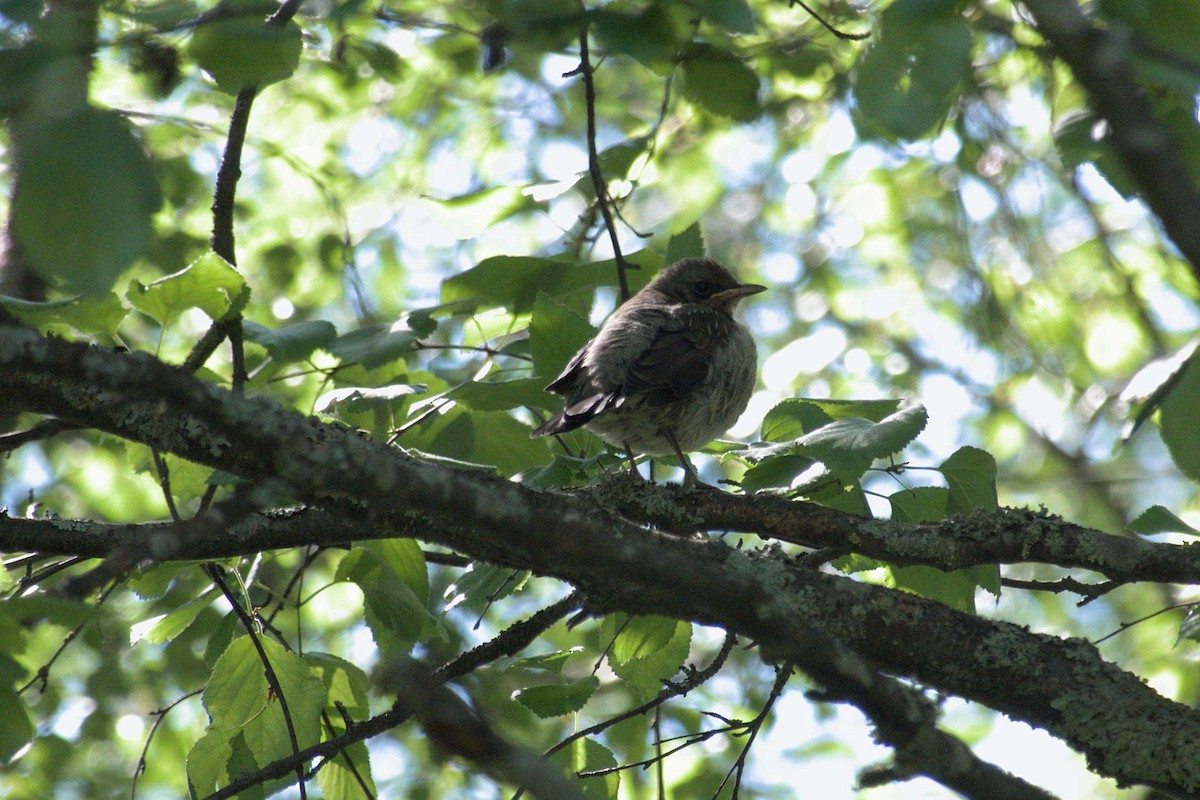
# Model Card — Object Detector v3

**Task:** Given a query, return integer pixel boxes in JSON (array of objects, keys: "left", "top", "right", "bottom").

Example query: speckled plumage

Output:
[{"left": 532, "top": 258, "right": 764, "bottom": 478}]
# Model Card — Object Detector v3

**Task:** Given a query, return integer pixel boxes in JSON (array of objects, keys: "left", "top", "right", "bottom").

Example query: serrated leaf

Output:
[
  {"left": 889, "top": 486, "right": 999, "bottom": 607},
  {"left": 337, "top": 548, "right": 437, "bottom": 653},
  {"left": 315, "top": 383, "right": 425, "bottom": 414},
  {"left": 130, "top": 587, "right": 219, "bottom": 646},
  {"left": 12, "top": 108, "right": 162, "bottom": 295},
  {"left": 598, "top": 136, "right": 650, "bottom": 180},
  {"left": 325, "top": 323, "right": 420, "bottom": 369},
  {"left": 514, "top": 676, "right": 599, "bottom": 718},
  {"left": 531, "top": 292, "right": 597, "bottom": 380},
  {"left": 401, "top": 405, "right": 552, "bottom": 477},
  {"left": 128, "top": 251, "right": 246, "bottom": 325},
  {"left": 550, "top": 737, "right": 619, "bottom": 800},
  {"left": 603, "top": 614, "right": 692, "bottom": 700},
  {"left": 760, "top": 400, "right": 836, "bottom": 442},
  {"left": 0, "top": 293, "right": 128, "bottom": 336},
  {"left": 189, "top": 10, "right": 302, "bottom": 93},
  {"left": 738, "top": 453, "right": 817, "bottom": 492},
  {"left": 306, "top": 653, "right": 371, "bottom": 722},
  {"left": 495, "top": 647, "right": 584, "bottom": 677},
  {"left": 680, "top": 43, "right": 760, "bottom": 121},
  {"left": 317, "top": 740, "right": 376, "bottom": 800},
  {"left": 1129, "top": 505, "right": 1200, "bottom": 537},
  {"left": 449, "top": 378, "right": 556, "bottom": 412},
  {"left": 889, "top": 485, "right": 949, "bottom": 523},
  {"left": 243, "top": 319, "right": 337, "bottom": 363},
  {"left": 795, "top": 404, "right": 928, "bottom": 474},
  {"left": 853, "top": 0, "right": 971, "bottom": 140},
  {"left": 938, "top": 446, "right": 998, "bottom": 512},
  {"left": 444, "top": 562, "right": 530, "bottom": 611},
  {"left": 664, "top": 222, "right": 705, "bottom": 264}
]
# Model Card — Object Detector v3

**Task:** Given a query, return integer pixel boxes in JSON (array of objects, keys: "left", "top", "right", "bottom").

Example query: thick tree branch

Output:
[
  {"left": 1020, "top": 0, "right": 1200, "bottom": 280},
  {"left": 7, "top": 485, "right": 1200, "bottom": 588},
  {"left": 2, "top": 329, "right": 1200, "bottom": 796}
]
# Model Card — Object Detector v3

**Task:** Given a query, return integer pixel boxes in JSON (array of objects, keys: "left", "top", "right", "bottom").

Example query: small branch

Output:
[
  {"left": 201, "top": 593, "right": 581, "bottom": 800},
  {"left": 544, "top": 633, "right": 736, "bottom": 759},
  {"left": 0, "top": 419, "right": 76, "bottom": 453},
  {"left": 575, "top": 16, "right": 632, "bottom": 301},
  {"left": 713, "top": 663, "right": 791, "bottom": 798},
  {"left": 377, "top": 656, "right": 587, "bottom": 800},
  {"left": 788, "top": 0, "right": 870, "bottom": 40},
  {"left": 206, "top": 563, "right": 308, "bottom": 800}
]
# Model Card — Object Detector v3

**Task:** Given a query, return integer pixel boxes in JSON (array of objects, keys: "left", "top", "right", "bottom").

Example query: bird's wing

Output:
[{"left": 622, "top": 309, "right": 713, "bottom": 405}]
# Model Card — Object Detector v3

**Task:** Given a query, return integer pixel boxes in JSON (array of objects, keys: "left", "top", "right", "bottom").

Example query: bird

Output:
[{"left": 531, "top": 257, "right": 765, "bottom": 485}]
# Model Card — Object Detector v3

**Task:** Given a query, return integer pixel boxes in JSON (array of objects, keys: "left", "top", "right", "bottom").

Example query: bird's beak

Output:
[{"left": 710, "top": 282, "right": 766, "bottom": 309}]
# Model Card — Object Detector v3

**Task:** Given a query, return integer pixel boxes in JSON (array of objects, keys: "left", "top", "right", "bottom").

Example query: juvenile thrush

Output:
[{"left": 531, "top": 257, "right": 765, "bottom": 485}]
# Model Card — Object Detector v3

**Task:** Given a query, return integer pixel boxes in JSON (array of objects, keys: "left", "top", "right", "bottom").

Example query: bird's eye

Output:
[{"left": 691, "top": 281, "right": 711, "bottom": 296}]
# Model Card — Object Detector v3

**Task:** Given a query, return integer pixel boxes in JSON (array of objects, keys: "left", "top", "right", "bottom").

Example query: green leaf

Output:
[
  {"left": 889, "top": 485, "right": 949, "bottom": 523},
  {"left": 130, "top": 587, "right": 219, "bottom": 646},
  {"left": 680, "top": 43, "right": 761, "bottom": 121},
  {"left": 306, "top": 653, "right": 371, "bottom": 722},
  {"left": 495, "top": 647, "right": 584, "bottom": 677},
  {"left": 204, "top": 635, "right": 275, "bottom": 731},
  {"left": 238, "top": 641, "right": 325, "bottom": 767},
  {"left": 337, "top": 548, "right": 437, "bottom": 653},
  {"left": 514, "top": 676, "right": 600, "bottom": 718},
  {"left": 1177, "top": 605, "right": 1200, "bottom": 645},
  {"left": 592, "top": 6, "right": 683, "bottom": 71},
  {"left": 1123, "top": 341, "right": 1199, "bottom": 441},
  {"left": 12, "top": 108, "right": 162, "bottom": 295},
  {"left": 598, "top": 136, "right": 650, "bottom": 180},
  {"left": 401, "top": 405, "right": 553, "bottom": 477},
  {"left": 938, "top": 446, "right": 998, "bottom": 512},
  {"left": 0, "top": 687, "right": 34, "bottom": 762},
  {"left": 363, "top": 538, "right": 429, "bottom": 606},
  {"left": 315, "top": 383, "right": 426, "bottom": 414},
  {"left": 325, "top": 323, "right": 421, "bottom": 369},
  {"left": 0, "top": 293, "right": 128, "bottom": 336},
  {"left": 1158, "top": 351, "right": 1200, "bottom": 484},
  {"left": 128, "top": 251, "right": 247, "bottom": 325},
  {"left": 449, "top": 378, "right": 555, "bottom": 412},
  {"left": 187, "top": 728, "right": 234, "bottom": 798},
  {"left": 794, "top": 404, "right": 928, "bottom": 474},
  {"left": 1129, "top": 506, "right": 1200, "bottom": 537},
  {"left": 444, "top": 562, "right": 530, "bottom": 611},
  {"left": 531, "top": 292, "right": 597, "bottom": 380},
  {"left": 853, "top": 0, "right": 972, "bottom": 140},
  {"left": 761, "top": 398, "right": 902, "bottom": 443},
  {"left": 243, "top": 319, "right": 337, "bottom": 363},
  {"left": 696, "top": 0, "right": 756, "bottom": 33},
  {"left": 317, "top": 740, "right": 376, "bottom": 800},
  {"left": 189, "top": 9, "right": 303, "bottom": 93},
  {"left": 739, "top": 453, "right": 818, "bottom": 492},
  {"left": 664, "top": 222, "right": 706, "bottom": 264},
  {"left": 890, "top": 487, "right": 1000, "bottom": 607},
  {"left": 889, "top": 564, "right": 980, "bottom": 614},
  {"left": 550, "top": 737, "right": 619, "bottom": 800},
  {"left": 604, "top": 614, "right": 692, "bottom": 700}
]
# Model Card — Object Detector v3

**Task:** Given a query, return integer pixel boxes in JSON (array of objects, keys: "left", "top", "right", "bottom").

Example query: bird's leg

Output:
[
  {"left": 666, "top": 432, "right": 698, "bottom": 487},
  {"left": 623, "top": 443, "right": 645, "bottom": 481}
]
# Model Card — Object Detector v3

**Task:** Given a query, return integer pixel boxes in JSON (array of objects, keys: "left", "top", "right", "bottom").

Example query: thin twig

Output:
[
  {"left": 787, "top": 0, "right": 870, "bottom": 40},
  {"left": 206, "top": 563, "right": 308, "bottom": 800},
  {"left": 132, "top": 690, "right": 203, "bottom": 800},
  {"left": 575, "top": 15, "right": 633, "bottom": 301}
]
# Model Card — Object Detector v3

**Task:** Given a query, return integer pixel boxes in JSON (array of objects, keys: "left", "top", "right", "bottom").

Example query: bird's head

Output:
[{"left": 645, "top": 258, "right": 766, "bottom": 312}]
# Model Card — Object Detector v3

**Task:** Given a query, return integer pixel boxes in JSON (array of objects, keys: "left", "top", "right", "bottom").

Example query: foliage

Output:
[{"left": 3, "top": 0, "right": 1200, "bottom": 798}]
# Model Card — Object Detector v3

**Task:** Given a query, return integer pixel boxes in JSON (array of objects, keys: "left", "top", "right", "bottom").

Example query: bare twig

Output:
[{"left": 574, "top": 16, "right": 633, "bottom": 301}]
